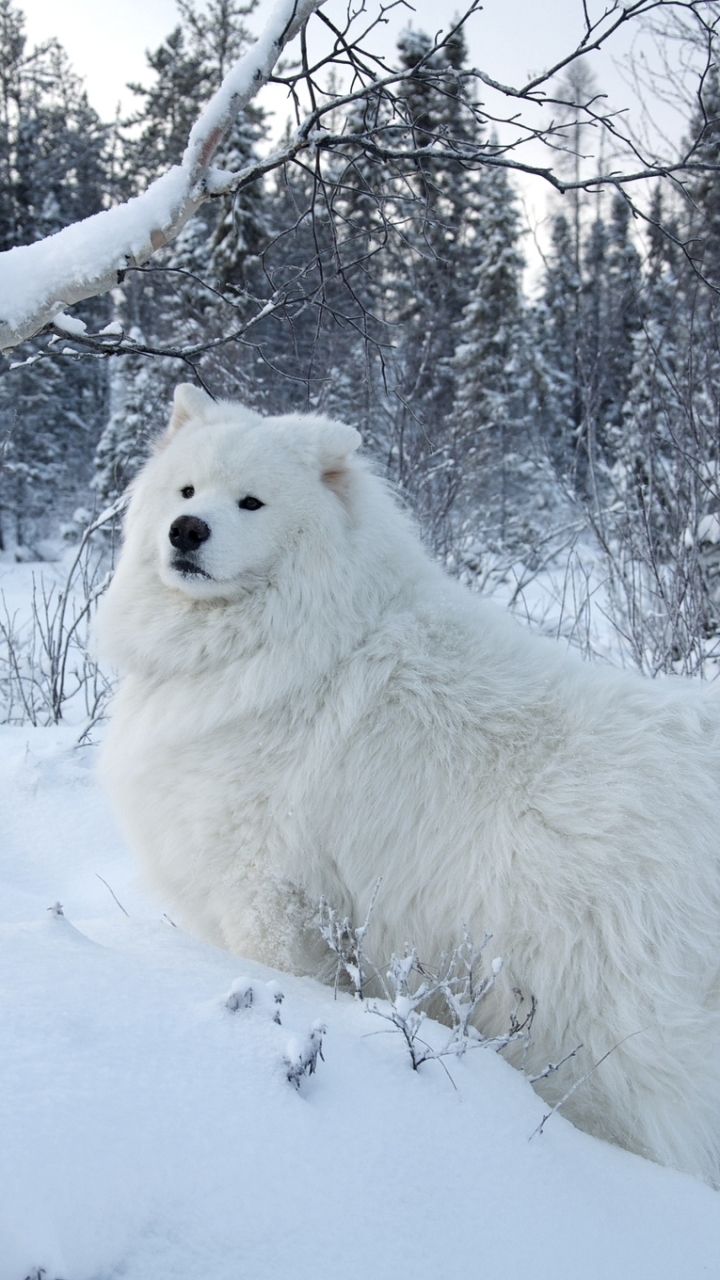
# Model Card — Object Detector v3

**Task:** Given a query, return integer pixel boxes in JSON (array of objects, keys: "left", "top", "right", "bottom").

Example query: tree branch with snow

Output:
[
  {"left": 0, "top": 0, "right": 324, "bottom": 353},
  {"left": 2, "top": 0, "right": 720, "bottom": 367}
]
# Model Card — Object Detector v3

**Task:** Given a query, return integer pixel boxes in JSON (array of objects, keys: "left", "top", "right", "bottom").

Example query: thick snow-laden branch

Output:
[{"left": 0, "top": 0, "right": 324, "bottom": 353}]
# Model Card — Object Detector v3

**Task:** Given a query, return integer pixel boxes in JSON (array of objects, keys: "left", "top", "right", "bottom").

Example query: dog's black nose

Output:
[{"left": 169, "top": 514, "right": 211, "bottom": 553}]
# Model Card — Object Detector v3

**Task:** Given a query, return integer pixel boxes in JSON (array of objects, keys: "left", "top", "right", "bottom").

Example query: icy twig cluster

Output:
[
  {"left": 317, "top": 877, "right": 382, "bottom": 999},
  {"left": 370, "top": 931, "right": 534, "bottom": 1073},
  {"left": 223, "top": 976, "right": 326, "bottom": 1091},
  {"left": 317, "top": 894, "right": 539, "bottom": 1076},
  {"left": 0, "top": 498, "right": 123, "bottom": 737}
]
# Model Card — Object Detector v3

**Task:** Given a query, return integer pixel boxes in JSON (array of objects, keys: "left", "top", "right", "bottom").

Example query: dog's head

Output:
[{"left": 128, "top": 384, "right": 362, "bottom": 602}]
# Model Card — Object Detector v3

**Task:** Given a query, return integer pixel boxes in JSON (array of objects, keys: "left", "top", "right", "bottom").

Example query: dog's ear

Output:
[
  {"left": 167, "top": 383, "right": 214, "bottom": 434},
  {"left": 300, "top": 417, "right": 361, "bottom": 495}
]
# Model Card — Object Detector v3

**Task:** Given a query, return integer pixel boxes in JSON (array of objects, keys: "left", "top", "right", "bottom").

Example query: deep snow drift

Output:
[{"left": 0, "top": 565, "right": 719, "bottom": 1279}]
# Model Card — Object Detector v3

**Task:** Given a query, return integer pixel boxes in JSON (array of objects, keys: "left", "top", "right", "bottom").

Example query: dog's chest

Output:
[{"left": 105, "top": 675, "right": 317, "bottom": 874}]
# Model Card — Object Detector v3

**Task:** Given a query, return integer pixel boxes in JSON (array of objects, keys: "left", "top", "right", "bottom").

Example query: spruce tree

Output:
[
  {"left": 94, "top": 0, "right": 271, "bottom": 503},
  {"left": 383, "top": 27, "right": 485, "bottom": 538},
  {"left": 0, "top": 1, "right": 110, "bottom": 550},
  {"left": 683, "top": 62, "right": 720, "bottom": 295},
  {"left": 535, "top": 195, "right": 640, "bottom": 503},
  {"left": 599, "top": 195, "right": 643, "bottom": 449},
  {"left": 603, "top": 185, "right": 720, "bottom": 673},
  {"left": 534, "top": 212, "right": 580, "bottom": 476},
  {"left": 614, "top": 187, "right": 684, "bottom": 541},
  {"left": 260, "top": 98, "right": 393, "bottom": 433},
  {"left": 451, "top": 156, "right": 534, "bottom": 548}
]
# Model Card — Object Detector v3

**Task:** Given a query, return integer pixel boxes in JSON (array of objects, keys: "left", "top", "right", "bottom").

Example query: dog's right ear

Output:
[{"left": 167, "top": 383, "right": 214, "bottom": 435}]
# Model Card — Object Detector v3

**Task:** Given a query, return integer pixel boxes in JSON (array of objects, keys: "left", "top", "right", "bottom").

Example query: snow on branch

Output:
[{"left": 0, "top": 0, "right": 324, "bottom": 353}]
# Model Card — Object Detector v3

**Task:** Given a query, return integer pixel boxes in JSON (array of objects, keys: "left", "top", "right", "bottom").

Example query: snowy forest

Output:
[
  {"left": 2, "top": 0, "right": 720, "bottom": 685},
  {"left": 5, "top": 7, "right": 720, "bottom": 1272}
]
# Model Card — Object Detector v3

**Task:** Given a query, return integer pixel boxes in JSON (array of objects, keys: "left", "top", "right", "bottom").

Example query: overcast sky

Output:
[
  {"left": 16, "top": 0, "right": 696, "bottom": 278},
  {"left": 19, "top": 0, "right": 649, "bottom": 123}
]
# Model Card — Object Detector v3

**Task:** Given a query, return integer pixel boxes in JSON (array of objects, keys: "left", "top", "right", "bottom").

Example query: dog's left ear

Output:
[
  {"left": 302, "top": 418, "right": 361, "bottom": 494},
  {"left": 167, "top": 383, "right": 215, "bottom": 435}
]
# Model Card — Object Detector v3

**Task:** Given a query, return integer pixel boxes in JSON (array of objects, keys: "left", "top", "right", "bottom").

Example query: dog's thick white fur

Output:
[{"left": 97, "top": 384, "right": 720, "bottom": 1185}]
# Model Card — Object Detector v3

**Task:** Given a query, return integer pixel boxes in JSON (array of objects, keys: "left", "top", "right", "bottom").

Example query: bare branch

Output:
[
  {"left": 0, "top": 0, "right": 325, "bottom": 352},
  {"left": 2, "top": 0, "right": 720, "bottom": 362}
]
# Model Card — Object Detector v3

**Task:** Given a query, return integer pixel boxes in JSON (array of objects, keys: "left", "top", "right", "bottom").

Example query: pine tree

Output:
[
  {"left": 0, "top": 2, "right": 110, "bottom": 550},
  {"left": 451, "top": 157, "right": 534, "bottom": 547},
  {"left": 599, "top": 195, "right": 643, "bottom": 448},
  {"left": 534, "top": 212, "right": 581, "bottom": 475},
  {"left": 122, "top": 25, "right": 207, "bottom": 192},
  {"left": 614, "top": 187, "right": 683, "bottom": 533},
  {"left": 0, "top": 0, "right": 26, "bottom": 251},
  {"left": 683, "top": 62, "right": 720, "bottom": 295},
  {"left": 259, "top": 96, "right": 394, "bottom": 433},
  {"left": 534, "top": 194, "right": 641, "bottom": 503},
  {"left": 676, "top": 60, "right": 720, "bottom": 504},
  {"left": 602, "top": 186, "right": 720, "bottom": 673},
  {"left": 382, "top": 27, "right": 486, "bottom": 538},
  {"left": 94, "top": 0, "right": 271, "bottom": 501}
]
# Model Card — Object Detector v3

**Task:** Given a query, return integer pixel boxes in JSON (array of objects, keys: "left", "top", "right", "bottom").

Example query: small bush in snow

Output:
[
  {"left": 317, "top": 878, "right": 382, "bottom": 998},
  {"left": 0, "top": 498, "right": 123, "bottom": 736},
  {"left": 370, "top": 932, "right": 535, "bottom": 1072},
  {"left": 318, "top": 897, "right": 543, "bottom": 1077},
  {"left": 224, "top": 977, "right": 284, "bottom": 1024},
  {"left": 285, "top": 1021, "right": 327, "bottom": 1089}
]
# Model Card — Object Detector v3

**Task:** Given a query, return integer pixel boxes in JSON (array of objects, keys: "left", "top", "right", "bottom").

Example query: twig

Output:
[{"left": 95, "top": 874, "right": 130, "bottom": 918}]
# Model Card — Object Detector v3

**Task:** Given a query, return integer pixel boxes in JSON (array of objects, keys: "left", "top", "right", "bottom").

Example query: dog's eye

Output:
[
  {"left": 238, "top": 495, "right": 264, "bottom": 511},
  {"left": 181, "top": 486, "right": 194, "bottom": 499}
]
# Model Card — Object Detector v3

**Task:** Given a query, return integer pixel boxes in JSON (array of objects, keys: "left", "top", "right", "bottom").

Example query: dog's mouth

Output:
[{"left": 172, "top": 557, "right": 212, "bottom": 580}]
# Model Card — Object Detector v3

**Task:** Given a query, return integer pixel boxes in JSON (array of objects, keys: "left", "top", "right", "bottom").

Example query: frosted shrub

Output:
[
  {"left": 317, "top": 878, "right": 382, "bottom": 998},
  {"left": 223, "top": 977, "right": 284, "bottom": 1023},
  {"left": 285, "top": 1022, "right": 327, "bottom": 1089},
  {"left": 371, "top": 933, "right": 536, "bottom": 1073},
  {"left": 223, "top": 978, "right": 325, "bottom": 1090},
  {"left": 0, "top": 498, "right": 123, "bottom": 735},
  {"left": 318, "top": 894, "right": 538, "bottom": 1074}
]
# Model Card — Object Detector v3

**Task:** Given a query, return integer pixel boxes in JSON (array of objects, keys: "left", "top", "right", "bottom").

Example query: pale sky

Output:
[
  {"left": 16, "top": 0, "right": 695, "bottom": 278},
  {"left": 18, "top": 0, "right": 648, "bottom": 124}
]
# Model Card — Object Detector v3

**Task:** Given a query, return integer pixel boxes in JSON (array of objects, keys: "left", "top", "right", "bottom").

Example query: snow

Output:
[
  {"left": 1, "top": 562, "right": 719, "bottom": 1279},
  {"left": 0, "top": 167, "right": 190, "bottom": 335},
  {"left": 51, "top": 312, "right": 87, "bottom": 337}
]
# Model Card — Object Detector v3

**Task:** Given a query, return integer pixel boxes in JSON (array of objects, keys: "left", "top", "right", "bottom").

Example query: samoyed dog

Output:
[{"left": 97, "top": 383, "right": 720, "bottom": 1185}]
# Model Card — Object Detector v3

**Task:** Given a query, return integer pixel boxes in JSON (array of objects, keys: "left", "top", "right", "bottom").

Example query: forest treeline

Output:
[{"left": 1, "top": 0, "right": 719, "bottom": 674}]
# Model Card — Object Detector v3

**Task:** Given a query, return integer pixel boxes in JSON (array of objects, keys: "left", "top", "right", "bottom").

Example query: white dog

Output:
[{"left": 97, "top": 383, "right": 720, "bottom": 1185}]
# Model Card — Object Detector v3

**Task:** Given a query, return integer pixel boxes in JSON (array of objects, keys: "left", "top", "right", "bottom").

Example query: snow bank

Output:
[{"left": 0, "top": 568, "right": 718, "bottom": 1277}]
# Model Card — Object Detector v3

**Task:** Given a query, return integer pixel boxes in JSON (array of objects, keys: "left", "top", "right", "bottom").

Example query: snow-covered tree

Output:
[
  {"left": 0, "top": 0, "right": 109, "bottom": 548},
  {"left": 534, "top": 212, "right": 581, "bottom": 476},
  {"left": 683, "top": 61, "right": 720, "bottom": 295},
  {"left": 93, "top": 0, "right": 271, "bottom": 501},
  {"left": 382, "top": 27, "right": 485, "bottom": 538},
  {"left": 451, "top": 155, "right": 534, "bottom": 546}
]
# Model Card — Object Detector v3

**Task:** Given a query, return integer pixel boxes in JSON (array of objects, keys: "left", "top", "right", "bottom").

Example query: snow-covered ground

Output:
[{"left": 1, "top": 560, "right": 719, "bottom": 1280}]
